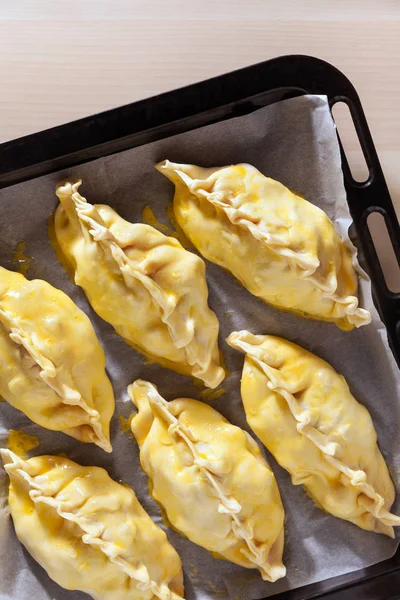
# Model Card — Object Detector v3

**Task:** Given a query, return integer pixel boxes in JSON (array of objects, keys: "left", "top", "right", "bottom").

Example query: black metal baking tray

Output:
[{"left": 0, "top": 54, "right": 399, "bottom": 600}]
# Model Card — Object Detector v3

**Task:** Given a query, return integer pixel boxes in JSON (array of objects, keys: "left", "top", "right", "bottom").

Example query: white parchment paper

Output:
[{"left": 0, "top": 95, "right": 399, "bottom": 600}]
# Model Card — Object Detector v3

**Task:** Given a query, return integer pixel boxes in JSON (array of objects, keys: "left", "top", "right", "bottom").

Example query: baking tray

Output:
[{"left": 0, "top": 54, "right": 399, "bottom": 600}]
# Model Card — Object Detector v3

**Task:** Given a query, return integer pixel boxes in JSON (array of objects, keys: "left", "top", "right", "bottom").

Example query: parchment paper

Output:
[{"left": 0, "top": 95, "right": 399, "bottom": 600}]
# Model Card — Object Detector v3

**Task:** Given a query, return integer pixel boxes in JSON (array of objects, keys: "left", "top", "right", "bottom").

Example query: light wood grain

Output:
[
  {"left": 0, "top": 2, "right": 399, "bottom": 286},
  {"left": 1, "top": 1, "right": 400, "bottom": 21},
  {"left": 0, "top": 15, "right": 399, "bottom": 148}
]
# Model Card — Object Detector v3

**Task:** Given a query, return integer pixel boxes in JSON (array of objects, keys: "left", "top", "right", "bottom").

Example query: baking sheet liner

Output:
[{"left": 0, "top": 95, "right": 399, "bottom": 600}]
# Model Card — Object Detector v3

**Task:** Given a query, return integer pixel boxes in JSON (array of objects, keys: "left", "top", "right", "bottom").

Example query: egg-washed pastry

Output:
[
  {"left": 0, "top": 266, "right": 114, "bottom": 452},
  {"left": 1, "top": 450, "right": 184, "bottom": 600},
  {"left": 227, "top": 330, "right": 400, "bottom": 537},
  {"left": 157, "top": 161, "right": 371, "bottom": 331},
  {"left": 129, "top": 379, "right": 286, "bottom": 582},
  {"left": 55, "top": 180, "right": 224, "bottom": 388}
]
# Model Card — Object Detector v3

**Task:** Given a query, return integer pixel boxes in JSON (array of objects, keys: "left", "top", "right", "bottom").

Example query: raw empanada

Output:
[
  {"left": 227, "top": 330, "right": 400, "bottom": 536},
  {"left": 55, "top": 180, "right": 224, "bottom": 388},
  {"left": 1, "top": 450, "right": 184, "bottom": 600},
  {"left": 0, "top": 267, "right": 114, "bottom": 452},
  {"left": 129, "top": 379, "right": 286, "bottom": 582},
  {"left": 157, "top": 161, "right": 371, "bottom": 330}
]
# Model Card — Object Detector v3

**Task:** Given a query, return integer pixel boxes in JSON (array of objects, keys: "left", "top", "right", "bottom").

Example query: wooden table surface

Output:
[{"left": 1, "top": 0, "right": 400, "bottom": 287}]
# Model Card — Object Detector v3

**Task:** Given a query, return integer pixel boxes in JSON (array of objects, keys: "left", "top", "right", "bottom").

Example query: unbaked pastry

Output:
[
  {"left": 227, "top": 330, "right": 400, "bottom": 536},
  {"left": 1, "top": 449, "right": 184, "bottom": 600},
  {"left": 55, "top": 180, "right": 224, "bottom": 388},
  {"left": 157, "top": 161, "right": 371, "bottom": 330},
  {"left": 129, "top": 379, "right": 286, "bottom": 582},
  {"left": 0, "top": 266, "right": 114, "bottom": 452}
]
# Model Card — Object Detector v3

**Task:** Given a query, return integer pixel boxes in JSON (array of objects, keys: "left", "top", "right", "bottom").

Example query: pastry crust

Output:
[
  {"left": 1, "top": 450, "right": 184, "bottom": 600},
  {"left": 129, "top": 379, "right": 286, "bottom": 582},
  {"left": 227, "top": 330, "right": 400, "bottom": 536},
  {"left": 0, "top": 267, "right": 114, "bottom": 451},
  {"left": 157, "top": 161, "right": 371, "bottom": 330},
  {"left": 55, "top": 180, "right": 224, "bottom": 388}
]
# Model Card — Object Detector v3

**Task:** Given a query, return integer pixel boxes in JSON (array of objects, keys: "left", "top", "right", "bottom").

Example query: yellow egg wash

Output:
[
  {"left": 143, "top": 356, "right": 157, "bottom": 366},
  {"left": 47, "top": 212, "right": 76, "bottom": 283},
  {"left": 218, "top": 349, "right": 229, "bottom": 379},
  {"left": 228, "top": 330, "right": 400, "bottom": 537},
  {"left": 0, "top": 266, "right": 114, "bottom": 451},
  {"left": 146, "top": 477, "right": 175, "bottom": 531},
  {"left": 166, "top": 202, "right": 194, "bottom": 249},
  {"left": 142, "top": 204, "right": 195, "bottom": 250},
  {"left": 1, "top": 450, "right": 184, "bottom": 599},
  {"left": 54, "top": 181, "right": 224, "bottom": 389},
  {"left": 11, "top": 241, "right": 32, "bottom": 276},
  {"left": 157, "top": 160, "right": 371, "bottom": 331},
  {"left": 141, "top": 205, "right": 174, "bottom": 235},
  {"left": 200, "top": 387, "right": 225, "bottom": 402},
  {"left": 204, "top": 577, "right": 228, "bottom": 595},
  {"left": 127, "top": 335, "right": 227, "bottom": 386},
  {"left": 129, "top": 380, "right": 286, "bottom": 583},
  {"left": 123, "top": 335, "right": 203, "bottom": 379},
  {"left": 118, "top": 414, "right": 133, "bottom": 436},
  {"left": 191, "top": 376, "right": 206, "bottom": 388},
  {"left": 7, "top": 430, "right": 39, "bottom": 457}
]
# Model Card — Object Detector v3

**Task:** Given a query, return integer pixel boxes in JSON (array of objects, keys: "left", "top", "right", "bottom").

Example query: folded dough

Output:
[
  {"left": 157, "top": 161, "right": 371, "bottom": 330},
  {"left": 227, "top": 330, "right": 400, "bottom": 537},
  {"left": 129, "top": 379, "right": 286, "bottom": 582},
  {"left": 1, "top": 450, "right": 184, "bottom": 600},
  {"left": 0, "top": 266, "right": 114, "bottom": 452},
  {"left": 55, "top": 180, "right": 224, "bottom": 388}
]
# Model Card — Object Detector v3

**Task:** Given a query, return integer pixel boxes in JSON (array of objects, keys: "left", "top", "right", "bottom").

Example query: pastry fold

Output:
[
  {"left": 55, "top": 180, "right": 224, "bottom": 388},
  {"left": 1, "top": 450, "right": 184, "bottom": 600},
  {"left": 129, "top": 379, "right": 286, "bottom": 582},
  {"left": 0, "top": 267, "right": 114, "bottom": 452},
  {"left": 157, "top": 161, "right": 371, "bottom": 330},
  {"left": 227, "top": 330, "right": 400, "bottom": 536}
]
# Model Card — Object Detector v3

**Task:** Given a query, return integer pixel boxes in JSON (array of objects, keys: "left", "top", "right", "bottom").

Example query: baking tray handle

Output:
[
  {"left": 329, "top": 94, "right": 400, "bottom": 364},
  {"left": 296, "top": 55, "right": 400, "bottom": 365}
]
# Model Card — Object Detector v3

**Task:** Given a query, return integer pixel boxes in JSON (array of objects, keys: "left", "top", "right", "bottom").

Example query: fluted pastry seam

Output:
[
  {"left": 0, "top": 309, "right": 111, "bottom": 452},
  {"left": 67, "top": 181, "right": 214, "bottom": 382},
  {"left": 227, "top": 331, "right": 400, "bottom": 531},
  {"left": 164, "top": 161, "right": 370, "bottom": 328},
  {"left": 1, "top": 450, "right": 183, "bottom": 600},
  {"left": 129, "top": 379, "right": 286, "bottom": 582}
]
